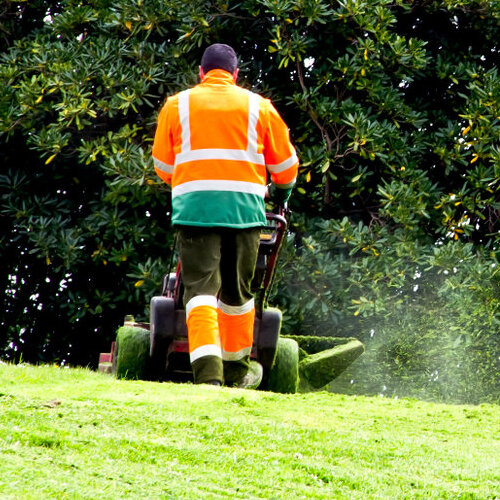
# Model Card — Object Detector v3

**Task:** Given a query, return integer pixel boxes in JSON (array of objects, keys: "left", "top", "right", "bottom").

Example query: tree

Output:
[
  {"left": 262, "top": 0, "right": 500, "bottom": 403},
  {"left": 1, "top": 0, "right": 499, "bottom": 402},
  {"left": 1, "top": 0, "right": 180, "bottom": 364}
]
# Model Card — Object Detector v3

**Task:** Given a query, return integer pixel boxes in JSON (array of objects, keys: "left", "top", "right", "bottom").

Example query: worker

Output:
[{"left": 152, "top": 43, "right": 298, "bottom": 388}]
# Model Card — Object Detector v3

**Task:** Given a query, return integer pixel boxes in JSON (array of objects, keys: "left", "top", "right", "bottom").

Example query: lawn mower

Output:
[
  {"left": 99, "top": 206, "right": 365, "bottom": 393},
  {"left": 100, "top": 205, "right": 302, "bottom": 393}
]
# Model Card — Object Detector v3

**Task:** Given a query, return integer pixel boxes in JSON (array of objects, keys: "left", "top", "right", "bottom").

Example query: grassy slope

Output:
[{"left": 0, "top": 364, "right": 498, "bottom": 499}]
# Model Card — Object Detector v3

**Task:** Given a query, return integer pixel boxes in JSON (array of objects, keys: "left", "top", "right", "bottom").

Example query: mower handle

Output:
[{"left": 261, "top": 206, "right": 289, "bottom": 247}]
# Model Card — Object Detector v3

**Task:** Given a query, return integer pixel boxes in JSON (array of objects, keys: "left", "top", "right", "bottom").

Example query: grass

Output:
[{"left": 0, "top": 363, "right": 498, "bottom": 499}]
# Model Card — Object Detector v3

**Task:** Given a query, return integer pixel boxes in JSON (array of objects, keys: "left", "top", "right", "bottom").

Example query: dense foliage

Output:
[{"left": 1, "top": 0, "right": 499, "bottom": 402}]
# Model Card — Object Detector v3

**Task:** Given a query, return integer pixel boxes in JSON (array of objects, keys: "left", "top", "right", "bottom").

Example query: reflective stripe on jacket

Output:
[{"left": 152, "top": 69, "right": 298, "bottom": 228}]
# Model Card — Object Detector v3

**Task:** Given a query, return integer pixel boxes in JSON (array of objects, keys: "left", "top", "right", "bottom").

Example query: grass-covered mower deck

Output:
[{"left": 99, "top": 209, "right": 364, "bottom": 393}]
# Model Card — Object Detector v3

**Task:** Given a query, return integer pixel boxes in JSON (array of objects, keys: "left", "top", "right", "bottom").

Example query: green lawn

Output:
[{"left": 0, "top": 363, "right": 498, "bottom": 499}]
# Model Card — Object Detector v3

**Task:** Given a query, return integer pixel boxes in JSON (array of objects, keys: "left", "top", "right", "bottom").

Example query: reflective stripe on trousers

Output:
[
  {"left": 185, "top": 297, "right": 255, "bottom": 364},
  {"left": 218, "top": 299, "right": 255, "bottom": 361},
  {"left": 186, "top": 295, "right": 221, "bottom": 363}
]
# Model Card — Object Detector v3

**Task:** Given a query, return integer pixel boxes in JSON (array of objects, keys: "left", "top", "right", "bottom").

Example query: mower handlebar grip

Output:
[{"left": 265, "top": 212, "right": 288, "bottom": 229}]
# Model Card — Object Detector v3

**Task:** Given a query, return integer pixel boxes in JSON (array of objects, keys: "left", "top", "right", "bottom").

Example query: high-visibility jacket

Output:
[{"left": 152, "top": 69, "right": 298, "bottom": 228}]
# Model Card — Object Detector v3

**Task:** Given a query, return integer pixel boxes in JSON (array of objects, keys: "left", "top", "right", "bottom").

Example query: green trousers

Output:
[{"left": 176, "top": 226, "right": 261, "bottom": 384}]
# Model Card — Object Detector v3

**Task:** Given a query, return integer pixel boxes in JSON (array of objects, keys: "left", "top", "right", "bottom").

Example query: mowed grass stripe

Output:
[{"left": 0, "top": 363, "right": 498, "bottom": 499}]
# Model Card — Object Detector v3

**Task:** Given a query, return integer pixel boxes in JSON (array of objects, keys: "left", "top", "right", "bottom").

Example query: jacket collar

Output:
[{"left": 201, "top": 69, "right": 236, "bottom": 86}]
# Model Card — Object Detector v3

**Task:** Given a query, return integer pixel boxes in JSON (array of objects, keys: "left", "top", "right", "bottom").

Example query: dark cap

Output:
[{"left": 201, "top": 44, "right": 238, "bottom": 74}]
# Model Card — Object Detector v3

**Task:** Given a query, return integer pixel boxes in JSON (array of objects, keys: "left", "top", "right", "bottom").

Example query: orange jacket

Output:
[{"left": 152, "top": 69, "right": 298, "bottom": 227}]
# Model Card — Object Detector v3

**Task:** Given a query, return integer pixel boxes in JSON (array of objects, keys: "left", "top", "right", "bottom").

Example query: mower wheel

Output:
[
  {"left": 113, "top": 325, "right": 150, "bottom": 380},
  {"left": 150, "top": 296, "right": 176, "bottom": 339},
  {"left": 257, "top": 308, "right": 282, "bottom": 371},
  {"left": 150, "top": 296, "right": 176, "bottom": 379},
  {"left": 266, "top": 337, "right": 299, "bottom": 394}
]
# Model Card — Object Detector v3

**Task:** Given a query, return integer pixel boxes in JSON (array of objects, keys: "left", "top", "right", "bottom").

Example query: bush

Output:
[{"left": 1, "top": 0, "right": 499, "bottom": 404}]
